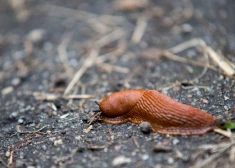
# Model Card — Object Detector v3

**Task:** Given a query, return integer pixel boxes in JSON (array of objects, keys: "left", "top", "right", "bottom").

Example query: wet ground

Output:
[{"left": 1, "top": 0, "right": 235, "bottom": 167}]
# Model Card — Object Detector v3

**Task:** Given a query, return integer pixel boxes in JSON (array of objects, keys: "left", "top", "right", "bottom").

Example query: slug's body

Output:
[{"left": 99, "top": 90, "right": 216, "bottom": 135}]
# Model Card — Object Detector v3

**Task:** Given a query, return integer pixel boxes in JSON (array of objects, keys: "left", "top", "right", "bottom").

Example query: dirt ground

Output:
[{"left": 1, "top": 0, "right": 235, "bottom": 167}]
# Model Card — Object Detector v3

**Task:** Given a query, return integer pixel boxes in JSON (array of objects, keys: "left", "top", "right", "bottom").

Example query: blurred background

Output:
[{"left": 1, "top": 1, "right": 235, "bottom": 167}]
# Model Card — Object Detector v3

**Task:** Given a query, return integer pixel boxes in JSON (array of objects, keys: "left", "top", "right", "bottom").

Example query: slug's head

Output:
[{"left": 95, "top": 90, "right": 144, "bottom": 118}]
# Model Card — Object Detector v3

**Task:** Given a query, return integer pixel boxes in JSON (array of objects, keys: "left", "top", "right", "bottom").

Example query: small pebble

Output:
[
  {"left": 54, "top": 139, "right": 63, "bottom": 146},
  {"left": 172, "top": 138, "right": 179, "bottom": 145},
  {"left": 202, "top": 99, "right": 209, "bottom": 104},
  {"left": 5, "top": 151, "right": 11, "bottom": 157},
  {"left": 112, "top": 155, "right": 132, "bottom": 167},
  {"left": 11, "top": 112, "right": 19, "bottom": 117},
  {"left": 140, "top": 122, "right": 152, "bottom": 134},
  {"left": 167, "top": 157, "right": 174, "bottom": 164},
  {"left": 224, "top": 105, "right": 229, "bottom": 111},
  {"left": 224, "top": 96, "right": 229, "bottom": 100},
  {"left": 1, "top": 86, "right": 14, "bottom": 95},
  {"left": 181, "top": 23, "right": 193, "bottom": 34},
  {"left": 11, "top": 78, "right": 21, "bottom": 86},
  {"left": 141, "top": 154, "right": 149, "bottom": 160},
  {"left": 18, "top": 118, "right": 24, "bottom": 124},
  {"left": 153, "top": 145, "right": 172, "bottom": 153},
  {"left": 27, "top": 29, "right": 46, "bottom": 44},
  {"left": 42, "top": 145, "right": 47, "bottom": 151}
]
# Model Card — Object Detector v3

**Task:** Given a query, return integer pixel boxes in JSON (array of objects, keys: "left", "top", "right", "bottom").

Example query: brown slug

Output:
[{"left": 96, "top": 90, "right": 217, "bottom": 136}]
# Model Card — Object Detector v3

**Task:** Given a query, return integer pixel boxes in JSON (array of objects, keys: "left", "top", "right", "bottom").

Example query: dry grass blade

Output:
[
  {"left": 36, "top": 4, "right": 125, "bottom": 25},
  {"left": 167, "top": 38, "right": 235, "bottom": 77},
  {"left": 64, "top": 28, "right": 126, "bottom": 95},
  {"left": 33, "top": 92, "right": 94, "bottom": 100},
  {"left": 162, "top": 50, "right": 217, "bottom": 71},
  {"left": 94, "top": 28, "right": 126, "bottom": 48},
  {"left": 206, "top": 46, "right": 235, "bottom": 76},
  {"left": 64, "top": 48, "right": 99, "bottom": 95},
  {"left": 213, "top": 128, "right": 232, "bottom": 138},
  {"left": 97, "top": 63, "right": 129, "bottom": 73},
  {"left": 167, "top": 38, "right": 205, "bottom": 54},
  {"left": 57, "top": 33, "right": 74, "bottom": 78},
  {"left": 193, "top": 141, "right": 235, "bottom": 168},
  {"left": 131, "top": 16, "right": 148, "bottom": 44}
]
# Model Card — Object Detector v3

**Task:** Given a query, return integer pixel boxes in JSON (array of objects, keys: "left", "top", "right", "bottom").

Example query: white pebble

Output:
[{"left": 112, "top": 155, "right": 132, "bottom": 166}]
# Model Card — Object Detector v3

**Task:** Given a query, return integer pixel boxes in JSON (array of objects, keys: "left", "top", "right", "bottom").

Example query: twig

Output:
[
  {"left": 167, "top": 38, "right": 205, "bottom": 54},
  {"left": 193, "top": 141, "right": 235, "bottom": 168},
  {"left": 162, "top": 50, "right": 217, "bottom": 71},
  {"left": 191, "top": 44, "right": 209, "bottom": 82},
  {"left": 64, "top": 48, "right": 99, "bottom": 95},
  {"left": 36, "top": 4, "right": 125, "bottom": 26},
  {"left": 88, "top": 112, "right": 101, "bottom": 125},
  {"left": 94, "top": 28, "right": 126, "bottom": 48},
  {"left": 64, "top": 29, "right": 126, "bottom": 95},
  {"left": 132, "top": 137, "right": 140, "bottom": 148},
  {"left": 206, "top": 46, "right": 235, "bottom": 76},
  {"left": 213, "top": 128, "right": 233, "bottom": 138},
  {"left": 33, "top": 92, "right": 94, "bottom": 100},
  {"left": 96, "top": 39, "right": 126, "bottom": 63},
  {"left": 167, "top": 38, "right": 235, "bottom": 77},
  {"left": 0, "top": 157, "right": 9, "bottom": 168},
  {"left": 16, "top": 125, "right": 47, "bottom": 134},
  {"left": 83, "top": 125, "right": 93, "bottom": 133},
  {"left": 57, "top": 33, "right": 74, "bottom": 78},
  {"left": 7, "top": 150, "right": 13, "bottom": 167},
  {"left": 230, "top": 144, "right": 235, "bottom": 162},
  {"left": 97, "top": 63, "right": 129, "bottom": 73},
  {"left": 131, "top": 16, "right": 148, "bottom": 44}
]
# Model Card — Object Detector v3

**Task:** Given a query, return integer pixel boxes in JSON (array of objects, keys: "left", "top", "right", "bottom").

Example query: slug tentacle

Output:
[{"left": 99, "top": 90, "right": 217, "bottom": 136}]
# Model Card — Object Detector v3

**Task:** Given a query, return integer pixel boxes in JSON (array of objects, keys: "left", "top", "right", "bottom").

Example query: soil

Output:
[{"left": 1, "top": 0, "right": 235, "bottom": 168}]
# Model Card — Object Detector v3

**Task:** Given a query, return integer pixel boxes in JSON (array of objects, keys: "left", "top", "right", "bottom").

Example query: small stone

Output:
[
  {"left": 5, "top": 151, "right": 11, "bottom": 157},
  {"left": 54, "top": 139, "right": 63, "bottom": 146},
  {"left": 202, "top": 99, "right": 209, "bottom": 104},
  {"left": 11, "top": 112, "right": 19, "bottom": 117},
  {"left": 140, "top": 122, "right": 152, "bottom": 134},
  {"left": 224, "top": 105, "right": 229, "bottom": 111},
  {"left": 172, "top": 138, "right": 179, "bottom": 145},
  {"left": 224, "top": 96, "right": 229, "bottom": 100},
  {"left": 75, "top": 136, "right": 81, "bottom": 140},
  {"left": 27, "top": 29, "right": 46, "bottom": 44},
  {"left": 42, "top": 145, "right": 47, "bottom": 151},
  {"left": 153, "top": 145, "right": 172, "bottom": 153},
  {"left": 1, "top": 86, "right": 14, "bottom": 95},
  {"left": 181, "top": 23, "right": 193, "bottom": 34},
  {"left": 167, "top": 157, "right": 174, "bottom": 164},
  {"left": 112, "top": 155, "right": 132, "bottom": 167},
  {"left": 11, "top": 78, "right": 21, "bottom": 86},
  {"left": 141, "top": 154, "right": 149, "bottom": 160},
  {"left": 18, "top": 118, "right": 24, "bottom": 124}
]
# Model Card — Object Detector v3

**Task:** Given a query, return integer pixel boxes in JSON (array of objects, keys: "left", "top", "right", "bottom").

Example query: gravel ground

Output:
[{"left": 1, "top": 0, "right": 235, "bottom": 168}]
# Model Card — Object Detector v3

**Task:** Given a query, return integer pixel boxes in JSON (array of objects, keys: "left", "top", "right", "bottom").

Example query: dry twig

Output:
[
  {"left": 193, "top": 141, "right": 235, "bottom": 168},
  {"left": 57, "top": 33, "right": 74, "bottom": 78},
  {"left": 131, "top": 16, "right": 148, "bottom": 44},
  {"left": 33, "top": 92, "right": 94, "bottom": 101},
  {"left": 167, "top": 38, "right": 235, "bottom": 77},
  {"left": 64, "top": 29, "right": 126, "bottom": 95}
]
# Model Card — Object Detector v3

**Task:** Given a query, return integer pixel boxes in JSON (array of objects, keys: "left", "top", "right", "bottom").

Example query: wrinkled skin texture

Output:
[{"left": 99, "top": 90, "right": 217, "bottom": 135}]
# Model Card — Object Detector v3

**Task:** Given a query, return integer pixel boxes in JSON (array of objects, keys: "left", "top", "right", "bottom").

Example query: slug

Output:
[{"left": 96, "top": 90, "right": 217, "bottom": 135}]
